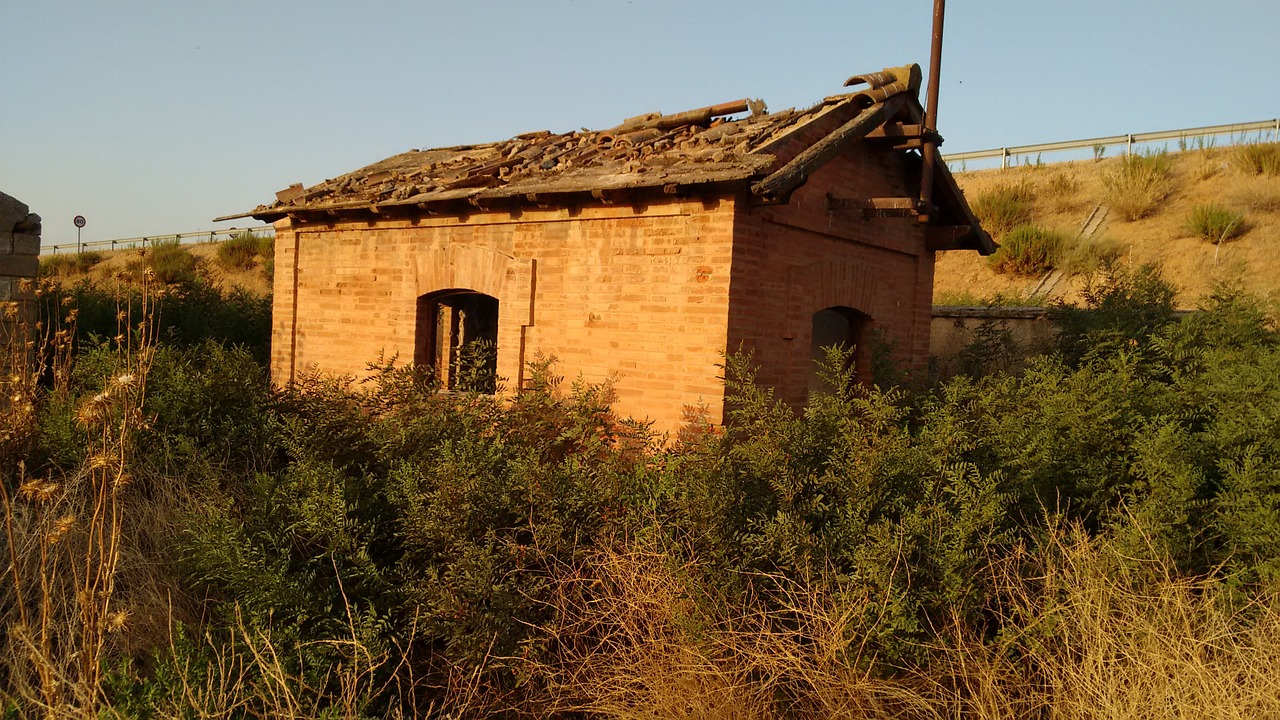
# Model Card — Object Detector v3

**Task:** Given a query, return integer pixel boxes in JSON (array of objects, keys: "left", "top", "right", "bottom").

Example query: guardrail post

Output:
[
  {"left": 1001, "top": 148, "right": 1008, "bottom": 170},
  {"left": 1126, "top": 134, "right": 1134, "bottom": 156}
]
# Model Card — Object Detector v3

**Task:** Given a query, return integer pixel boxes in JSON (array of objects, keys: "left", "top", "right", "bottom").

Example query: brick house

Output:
[{"left": 221, "top": 64, "right": 992, "bottom": 432}]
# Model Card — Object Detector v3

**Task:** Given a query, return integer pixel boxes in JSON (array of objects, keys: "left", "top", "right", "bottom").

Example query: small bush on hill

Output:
[
  {"left": 138, "top": 240, "right": 199, "bottom": 285},
  {"left": 1232, "top": 183, "right": 1280, "bottom": 213},
  {"left": 1102, "top": 151, "right": 1173, "bottom": 220},
  {"left": 1185, "top": 203, "right": 1246, "bottom": 243},
  {"left": 1043, "top": 170, "right": 1082, "bottom": 212},
  {"left": 970, "top": 180, "right": 1035, "bottom": 238},
  {"left": 1059, "top": 235, "right": 1123, "bottom": 275},
  {"left": 988, "top": 224, "right": 1068, "bottom": 276},
  {"left": 1231, "top": 141, "right": 1280, "bottom": 176},
  {"left": 39, "top": 251, "right": 102, "bottom": 277},
  {"left": 214, "top": 232, "right": 262, "bottom": 272}
]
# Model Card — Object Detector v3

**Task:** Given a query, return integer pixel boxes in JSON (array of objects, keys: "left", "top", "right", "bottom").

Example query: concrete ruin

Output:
[
  {"left": 1, "top": 191, "right": 41, "bottom": 356},
  {"left": 221, "top": 65, "right": 993, "bottom": 432}
]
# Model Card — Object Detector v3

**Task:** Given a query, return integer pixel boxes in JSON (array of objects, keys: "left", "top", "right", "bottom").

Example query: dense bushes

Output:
[{"left": 4, "top": 266, "right": 1280, "bottom": 717}]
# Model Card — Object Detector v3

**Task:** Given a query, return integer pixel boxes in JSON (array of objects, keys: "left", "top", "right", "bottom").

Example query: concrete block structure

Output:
[
  {"left": 1, "top": 191, "right": 40, "bottom": 348},
  {"left": 223, "top": 65, "right": 992, "bottom": 432}
]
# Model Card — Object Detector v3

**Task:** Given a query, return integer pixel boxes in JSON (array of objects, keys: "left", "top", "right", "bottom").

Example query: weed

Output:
[
  {"left": 1101, "top": 151, "right": 1173, "bottom": 220},
  {"left": 1232, "top": 183, "right": 1280, "bottom": 213},
  {"left": 1043, "top": 171, "right": 1082, "bottom": 213},
  {"left": 39, "top": 251, "right": 103, "bottom": 278},
  {"left": 1059, "top": 235, "right": 1123, "bottom": 275},
  {"left": 988, "top": 225, "right": 1068, "bottom": 276},
  {"left": 1185, "top": 203, "right": 1246, "bottom": 243},
  {"left": 214, "top": 233, "right": 262, "bottom": 272},
  {"left": 138, "top": 240, "right": 199, "bottom": 285},
  {"left": 1230, "top": 141, "right": 1280, "bottom": 176},
  {"left": 969, "top": 181, "right": 1035, "bottom": 238}
]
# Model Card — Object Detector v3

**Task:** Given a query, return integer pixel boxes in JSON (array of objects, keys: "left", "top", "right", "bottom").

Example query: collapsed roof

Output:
[{"left": 218, "top": 65, "right": 993, "bottom": 253}]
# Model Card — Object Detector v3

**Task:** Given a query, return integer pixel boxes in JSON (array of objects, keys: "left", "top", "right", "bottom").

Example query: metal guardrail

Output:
[
  {"left": 42, "top": 226, "right": 275, "bottom": 256},
  {"left": 942, "top": 119, "right": 1280, "bottom": 170}
]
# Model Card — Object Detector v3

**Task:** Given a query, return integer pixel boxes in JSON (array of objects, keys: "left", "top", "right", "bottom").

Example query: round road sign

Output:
[{"left": 73, "top": 215, "right": 86, "bottom": 228}]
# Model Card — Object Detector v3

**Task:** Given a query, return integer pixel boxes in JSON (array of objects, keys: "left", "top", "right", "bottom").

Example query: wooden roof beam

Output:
[{"left": 752, "top": 93, "right": 908, "bottom": 202}]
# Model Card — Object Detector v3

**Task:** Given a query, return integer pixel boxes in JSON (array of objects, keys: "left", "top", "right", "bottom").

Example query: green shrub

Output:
[
  {"left": 987, "top": 225, "right": 1068, "bottom": 276},
  {"left": 1185, "top": 203, "right": 1246, "bottom": 242},
  {"left": 256, "top": 234, "right": 274, "bottom": 259},
  {"left": 1059, "top": 235, "right": 1123, "bottom": 275},
  {"left": 1230, "top": 141, "right": 1280, "bottom": 176},
  {"left": 1102, "top": 152, "right": 1173, "bottom": 220},
  {"left": 215, "top": 233, "right": 261, "bottom": 272},
  {"left": 969, "top": 181, "right": 1035, "bottom": 238},
  {"left": 39, "top": 251, "right": 102, "bottom": 277},
  {"left": 141, "top": 240, "right": 199, "bottom": 285}
]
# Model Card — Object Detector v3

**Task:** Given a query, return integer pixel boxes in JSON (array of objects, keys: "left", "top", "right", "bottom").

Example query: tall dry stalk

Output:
[{"left": 2, "top": 272, "right": 158, "bottom": 716}]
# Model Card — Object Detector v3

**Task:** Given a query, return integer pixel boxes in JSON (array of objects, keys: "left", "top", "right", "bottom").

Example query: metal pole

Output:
[
  {"left": 77, "top": 227, "right": 82, "bottom": 254},
  {"left": 919, "top": 0, "right": 946, "bottom": 220}
]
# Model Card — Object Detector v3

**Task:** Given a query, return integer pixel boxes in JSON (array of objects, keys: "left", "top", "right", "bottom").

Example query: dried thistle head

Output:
[
  {"left": 2, "top": 302, "right": 18, "bottom": 320},
  {"left": 76, "top": 391, "right": 113, "bottom": 426},
  {"left": 113, "top": 373, "right": 136, "bottom": 389},
  {"left": 107, "top": 610, "right": 130, "bottom": 633},
  {"left": 18, "top": 479, "right": 59, "bottom": 502},
  {"left": 47, "top": 514, "right": 76, "bottom": 545},
  {"left": 87, "top": 453, "right": 113, "bottom": 470}
]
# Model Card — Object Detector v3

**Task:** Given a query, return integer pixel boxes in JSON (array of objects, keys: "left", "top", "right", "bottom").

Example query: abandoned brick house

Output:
[{"left": 220, "top": 64, "right": 992, "bottom": 432}]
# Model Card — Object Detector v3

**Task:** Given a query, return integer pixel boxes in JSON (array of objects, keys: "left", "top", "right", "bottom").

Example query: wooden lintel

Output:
[
  {"left": 826, "top": 194, "right": 923, "bottom": 218},
  {"left": 925, "top": 225, "right": 974, "bottom": 251}
]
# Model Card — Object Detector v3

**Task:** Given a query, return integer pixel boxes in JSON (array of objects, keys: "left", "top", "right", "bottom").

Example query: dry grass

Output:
[
  {"left": 531, "top": 533, "right": 1280, "bottom": 720},
  {"left": 1042, "top": 170, "right": 1083, "bottom": 213},
  {"left": 1102, "top": 152, "right": 1174, "bottom": 221},
  {"left": 1230, "top": 142, "right": 1280, "bottom": 177},
  {"left": 969, "top": 181, "right": 1035, "bottom": 239},
  {"left": 2, "top": 276, "right": 160, "bottom": 716},
  {"left": 39, "top": 252, "right": 103, "bottom": 278}
]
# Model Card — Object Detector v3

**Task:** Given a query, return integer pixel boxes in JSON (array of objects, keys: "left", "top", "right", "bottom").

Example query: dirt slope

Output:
[{"left": 936, "top": 148, "right": 1280, "bottom": 307}]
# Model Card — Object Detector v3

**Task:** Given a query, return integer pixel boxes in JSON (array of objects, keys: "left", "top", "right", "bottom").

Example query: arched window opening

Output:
[
  {"left": 809, "top": 306, "right": 872, "bottom": 395},
  {"left": 415, "top": 290, "right": 499, "bottom": 393}
]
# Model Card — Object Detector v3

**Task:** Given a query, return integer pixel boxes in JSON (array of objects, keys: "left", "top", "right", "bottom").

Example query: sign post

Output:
[{"left": 73, "top": 215, "right": 86, "bottom": 254}]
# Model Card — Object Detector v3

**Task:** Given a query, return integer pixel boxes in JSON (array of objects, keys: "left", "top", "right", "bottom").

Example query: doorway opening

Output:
[
  {"left": 415, "top": 290, "right": 499, "bottom": 393},
  {"left": 809, "top": 306, "right": 872, "bottom": 394}
]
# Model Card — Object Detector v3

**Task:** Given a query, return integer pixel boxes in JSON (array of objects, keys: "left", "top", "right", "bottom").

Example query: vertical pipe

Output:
[{"left": 919, "top": 0, "right": 946, "bottom": 220}]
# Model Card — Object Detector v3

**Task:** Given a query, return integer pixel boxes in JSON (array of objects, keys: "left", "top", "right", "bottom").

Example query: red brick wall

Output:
[
  {"left": 271, "top": 198, "right": 737, "bottom": 433},
  {"left": 728, "top": 149, "right": 935, "bottom": 409},
  {"left": 272, "top": 149, "right": 938, "bottom": 430}
]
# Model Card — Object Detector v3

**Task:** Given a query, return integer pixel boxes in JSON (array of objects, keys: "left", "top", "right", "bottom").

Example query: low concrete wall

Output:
[{"left": 930, "top": 306, "right": 1054, "bottom": 374}]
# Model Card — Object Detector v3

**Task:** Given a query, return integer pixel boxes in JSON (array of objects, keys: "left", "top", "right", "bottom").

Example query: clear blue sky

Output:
[{"left": 4, "top": 0, "right": 1278, "bottom": 247}]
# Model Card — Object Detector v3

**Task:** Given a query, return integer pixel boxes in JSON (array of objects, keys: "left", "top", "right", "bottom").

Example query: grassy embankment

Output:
[{"left": 937, "top": 139, "right": 1280, "bottom": 307}]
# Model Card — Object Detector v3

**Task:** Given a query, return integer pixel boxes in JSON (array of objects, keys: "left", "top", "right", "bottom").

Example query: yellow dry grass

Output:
[
  {"left": 936, "top": 149, "right": 1280, "bottom": 307},
  {"left": 38, "top": 241, "right": 273, "bottom": 296}
]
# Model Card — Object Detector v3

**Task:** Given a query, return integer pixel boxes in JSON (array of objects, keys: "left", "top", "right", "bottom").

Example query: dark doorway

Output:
[
  {"left": 415, "top": 290, "right": 499, "bottom": 392},
  {"left": 809, "top": 306, "right": 872, "bottom": 394}
]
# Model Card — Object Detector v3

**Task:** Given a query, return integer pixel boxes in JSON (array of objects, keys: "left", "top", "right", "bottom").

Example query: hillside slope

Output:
[{"left": 936, "top": 146, "right": 1280, "bottom": 307}]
